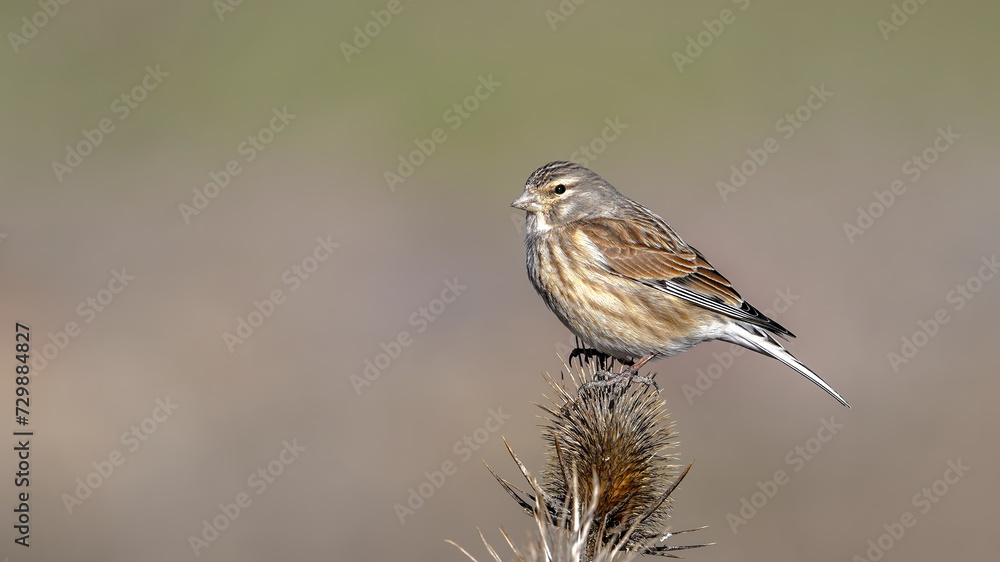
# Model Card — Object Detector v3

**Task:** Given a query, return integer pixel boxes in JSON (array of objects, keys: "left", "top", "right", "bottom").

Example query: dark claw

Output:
[
  {"left": 568, "top": 337, "right": 632, "bottom": 371},
  {"left": 567, "top": 346, "right": 612, "bottom": 369}
]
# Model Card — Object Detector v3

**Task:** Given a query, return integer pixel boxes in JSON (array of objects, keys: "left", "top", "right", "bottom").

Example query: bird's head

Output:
[{"left": 511, "top": 161, "right": 622, "bottom": 228}]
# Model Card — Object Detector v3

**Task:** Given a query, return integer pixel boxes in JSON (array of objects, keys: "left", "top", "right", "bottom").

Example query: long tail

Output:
[{"left": 725, "top": 324, "right": 850, "bottom": 408}]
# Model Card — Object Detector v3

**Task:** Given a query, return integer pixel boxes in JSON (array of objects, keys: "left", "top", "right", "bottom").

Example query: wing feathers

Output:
[{"left": 577, "top": 213, "right": 794, "bottom": 338}]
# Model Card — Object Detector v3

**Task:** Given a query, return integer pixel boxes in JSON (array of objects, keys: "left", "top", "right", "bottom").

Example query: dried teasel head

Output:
[
  {"left": 539, "top": 368, "right": 690, "bottom": 555},
  {"left": 451, "top": 365, "right": 710, "bottom": 561}
]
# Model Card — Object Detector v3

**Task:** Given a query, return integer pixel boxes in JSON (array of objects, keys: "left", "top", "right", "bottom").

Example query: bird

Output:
[{"left": 511, "top": 161, "right": 849, "bottom": 408}]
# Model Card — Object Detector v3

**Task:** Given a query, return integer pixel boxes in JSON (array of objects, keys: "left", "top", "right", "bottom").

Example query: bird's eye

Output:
[{"left": 554, "top": 184, "right": 566, "bottom": 194}]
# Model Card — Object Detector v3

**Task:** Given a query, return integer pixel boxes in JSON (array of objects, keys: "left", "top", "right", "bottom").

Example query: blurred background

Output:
[{"left": 2, "top": 1, "right": 998, "bottom": 560}]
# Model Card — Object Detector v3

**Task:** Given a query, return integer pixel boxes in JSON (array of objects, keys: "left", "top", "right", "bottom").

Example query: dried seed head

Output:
[
  {"left": 538, "top": 369, "right": 681, "bottom": 554},
  {"left": 452, "top": 364, "right": 710, "bottom": 561}
]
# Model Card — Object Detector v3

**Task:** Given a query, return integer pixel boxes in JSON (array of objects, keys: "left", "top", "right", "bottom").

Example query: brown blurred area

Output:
[{"left": 1, "top": 1, "right": 999, "bottom": 561}]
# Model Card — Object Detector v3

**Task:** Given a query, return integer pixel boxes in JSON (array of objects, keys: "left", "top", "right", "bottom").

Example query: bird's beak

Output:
[{"left": 511, "top": 192, "right": 543, "bottom": 212}]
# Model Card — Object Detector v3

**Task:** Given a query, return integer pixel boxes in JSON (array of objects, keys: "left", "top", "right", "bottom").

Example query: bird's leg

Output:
[
  {"left": 623, "top": 354, "right": 655, "bottom": 375},
  {"left": 615, "top": 354, "right": 659, "bottom": 390}
]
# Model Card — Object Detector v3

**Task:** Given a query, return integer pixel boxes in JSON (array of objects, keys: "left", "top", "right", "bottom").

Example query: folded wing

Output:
[{"left": 577, "top": 213, "right": 795, "bottom": 339}]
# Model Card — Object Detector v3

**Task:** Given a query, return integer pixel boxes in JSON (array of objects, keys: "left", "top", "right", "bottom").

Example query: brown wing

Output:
[{"left": 577, "top": 213, "right": 794, "bottom": 338}]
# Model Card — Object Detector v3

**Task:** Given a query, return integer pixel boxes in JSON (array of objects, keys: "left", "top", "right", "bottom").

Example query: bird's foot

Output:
[
  {"left": 567, "top": 338, "right": 633, "bottom": 371},
  {"left": 567, "top": 346, "right": 614, "bottom": 370},
  {"left": 580, "top": 368, "right": 659, "bottom": 394}
]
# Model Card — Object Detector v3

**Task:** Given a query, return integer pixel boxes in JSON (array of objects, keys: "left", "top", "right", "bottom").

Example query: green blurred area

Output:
[{"left": 3, "top": 0, "right": 998, "bottom": 193}]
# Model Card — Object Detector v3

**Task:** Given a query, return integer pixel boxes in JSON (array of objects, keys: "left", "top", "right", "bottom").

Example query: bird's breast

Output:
[{"left": 525, "top": 228, "right": 714, "bottom": 358}]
